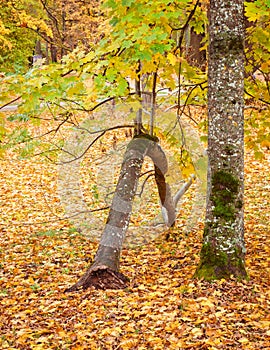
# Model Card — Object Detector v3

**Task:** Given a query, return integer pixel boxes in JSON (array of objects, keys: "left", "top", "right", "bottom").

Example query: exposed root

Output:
[{"left": 65, "top": 266, "right": 129, "bottom": 292}]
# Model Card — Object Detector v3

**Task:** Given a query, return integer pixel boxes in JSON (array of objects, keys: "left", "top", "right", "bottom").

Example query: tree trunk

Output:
[
  {"left": 194, "top": 0, "right": 248, "bottom": 280},
  {"left": 50, "top": 44, "right": 58, "bottom": 63},
  {"left": 65, "top": 136, "right": 148, "bottom": 291},
  {"left": 66, "top": 134, "right": 192, "bottom": 291},
  {"left": 147, "top": 140, "right": 176, "bottom": 227},
  {"left": 187, "top": 28, "right": 206, "bottom": 70}
]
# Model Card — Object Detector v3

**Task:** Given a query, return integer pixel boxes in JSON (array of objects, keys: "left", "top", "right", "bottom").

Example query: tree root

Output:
[{"left": 65, "top": 266, "right": 129, "bottom": 292}]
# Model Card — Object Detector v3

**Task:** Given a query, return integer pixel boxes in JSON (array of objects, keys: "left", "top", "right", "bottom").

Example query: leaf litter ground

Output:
[{"left": 0, "top": 118, "right": 269, "bottom": 349}]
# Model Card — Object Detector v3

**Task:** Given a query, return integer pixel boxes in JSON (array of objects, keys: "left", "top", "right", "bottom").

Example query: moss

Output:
[
  {"left": 194, "top": 233, "right": 248, "bottom": 281},
  {"left": 210, "top": 170, "right": 241, "bottom": 221},
  {"left": 212, "top": 170, "right": 239, "bottom": 193},
  {"left": 194, "top": 257, "right": 248, "bottom": 280},
  {"left": 200, "top": 241, "right": 228, "bottom": 267},
  {"left": 133, "top": 132, "right": 159, "bottom": 143},
  {"left": 194, "top": 241, "right": 248, "bottom": 280},
  {"left": 213, "top": 32, "right": 244, "bottom": 56},
  {"left": 194, "top": 263, "right": 223, "bottom": 280},
  {"left": 236, "top": 199, "right": 243, "bottom": 209}
]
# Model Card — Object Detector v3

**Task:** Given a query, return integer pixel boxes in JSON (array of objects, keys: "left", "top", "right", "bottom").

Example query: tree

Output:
[
  {"left": 0, "top": 0, "right": 42, "bottom": 72},
  {"left": 0, "top": 0, "right": 205, "bottom": 292},
  {"left": 244, "top": 1, "right": 270, "bottom": 158},
  {"left": 58, "top": 0, "right": 205, "bottom": 291},
  {"left": 194, "top": 0, "right": 248, "bottom": 280},
  {"left": 0, "top": 0, "right": 103, "bottom": 71},
  {"left": 64, "top": 131, "right": 195, "bottom": 292},
  {"left": 38, "top": 0, "right": 103, "bottom": 62}
]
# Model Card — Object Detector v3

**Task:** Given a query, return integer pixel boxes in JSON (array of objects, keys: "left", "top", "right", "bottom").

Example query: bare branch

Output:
[
  {"left": 172, "top": 0, "right": 200, "bottom": 50},
  {"left": 58, "top": 124, "right": 134, "bottom": 165},
  {"left": 137, "top": 173, "right": 155, "bottom": 197},
  {"left": 173, "top": 174, "right": 195, "bottom": 207},
  {"left": 5, "top": 206, "right": 110, "bottom": 227}
]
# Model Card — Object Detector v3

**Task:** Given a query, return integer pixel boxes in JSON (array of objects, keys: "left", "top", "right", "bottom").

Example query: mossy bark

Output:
[{"left": 194, "top": 0, "right": 248, "bottom": 280}]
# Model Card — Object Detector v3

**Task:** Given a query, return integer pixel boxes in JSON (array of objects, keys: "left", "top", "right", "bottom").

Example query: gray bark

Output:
[
  {"left": 66, "top": 134, "right": 193, "bottom": 291},
  {"left": 147, "top": 141, "right": 176, "bottom": 227},
  {"left": 194, "top": 0, "right": 248, "bottom": 280},
  {"left": 65, "top": 137, "right": 149, "bottom": 291}
]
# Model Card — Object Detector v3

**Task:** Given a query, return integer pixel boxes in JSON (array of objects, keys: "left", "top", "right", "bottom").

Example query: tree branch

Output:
[
  {"left": 172, "top": 0, "right": 200, "bottom": 51},
  {"left": 0, "top": 96, "right": 22, "bottom": 111},
  {"left": 173, "top": 174, "right": 195, "bottom": 207}
]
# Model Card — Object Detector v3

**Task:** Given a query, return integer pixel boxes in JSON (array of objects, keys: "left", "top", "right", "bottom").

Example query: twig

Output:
[
  {"left": 58, "top": 124, "right": 134, "bottom": 165},
  {"left": 172, "top": 0, "right": 200, "bottom": 51},
  {"left": 138, "top": 173, "right": 155, "bottom": 197},
  {"left": 0, "top": 96, "right": 22, "bottom": 111},
  {"left": 2, "top": 206, "right": 110, "bottom": 227}
]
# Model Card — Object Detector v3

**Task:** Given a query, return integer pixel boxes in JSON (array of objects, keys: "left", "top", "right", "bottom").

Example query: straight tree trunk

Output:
[{"left": 194, "top": 0, "right": 248, "bottom": 280}]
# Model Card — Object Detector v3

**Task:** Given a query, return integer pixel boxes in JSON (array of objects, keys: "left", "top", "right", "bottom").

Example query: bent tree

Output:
[
  {"left": 194, "top": 0, "right": 248, "bottom": 279},
  {"left": 66, "top": 133, "right": 193, "bottom": 292}
]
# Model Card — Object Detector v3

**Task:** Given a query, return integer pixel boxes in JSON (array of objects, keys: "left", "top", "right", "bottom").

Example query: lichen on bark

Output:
[{"left": 194, "top": 0, "right": 247, "bottom": 281}]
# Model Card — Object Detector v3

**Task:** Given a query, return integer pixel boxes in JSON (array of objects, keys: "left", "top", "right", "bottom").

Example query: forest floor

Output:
[{"left": 0, "top": 116, "right": 270, "bottom": 349}]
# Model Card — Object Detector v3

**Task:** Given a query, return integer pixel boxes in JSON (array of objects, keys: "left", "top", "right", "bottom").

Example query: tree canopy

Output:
[
  {"left": 0, "top": 0, "right": 270, "bottom": 347},
  {"left": 0, "top": 0, "right": 269, "bottom": 155}
]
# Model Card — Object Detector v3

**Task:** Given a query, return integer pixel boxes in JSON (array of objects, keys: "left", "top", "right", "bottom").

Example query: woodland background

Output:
[{"left": 0, "top": 0, "right": 270, "bottom": 349}]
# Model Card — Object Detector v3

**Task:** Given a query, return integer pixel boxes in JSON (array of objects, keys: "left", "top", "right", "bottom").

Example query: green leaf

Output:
[{"left": 117, "top": 78, "right": 128, "bottom": 95}]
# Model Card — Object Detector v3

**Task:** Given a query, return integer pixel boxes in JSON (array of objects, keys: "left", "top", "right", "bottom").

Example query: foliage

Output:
[
  {"left": 0, "top": 0, "right": 43, "bottom": 73},
  {"left": 0, "top": 0, "right": 269, "bottom": 160},
  {"left": 0, "top": 0, "right": 104, "bottom": 72},
  {"left": 0, "top": 0, "right": 208, "bottom": 167},
  {"left": 0, "top": 122, "right": 269, "bottom": 348},
  {"left": 244, "top": 0, "right": 270, "bottom": 158},
  {"left": 37, "top": 0, "right": 104, "bottom": 60},
  {"left": 0, "top": 0, "right": 207, "bottom": 107}
]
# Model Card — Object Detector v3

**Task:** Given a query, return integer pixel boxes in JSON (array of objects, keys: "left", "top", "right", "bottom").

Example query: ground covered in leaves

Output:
[{"left": 0, "top": 125, "right": 270, "bottom": 349}]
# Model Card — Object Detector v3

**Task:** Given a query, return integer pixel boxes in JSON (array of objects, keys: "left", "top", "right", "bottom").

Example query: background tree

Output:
[
  {"left": 0, "top": 0, "right": 103, "bottom": 71},
  {"left": 38, "top": 0, "right": 103, "bottom": 62},
  {"left": 0, "top": 0, "right": 43, "bottom": 72},
  {"left": 194, "top": 0, "right": 248, "bottom": 280},
  {"left": 244, "top": 0, "right": 270, "bottom": 158}
]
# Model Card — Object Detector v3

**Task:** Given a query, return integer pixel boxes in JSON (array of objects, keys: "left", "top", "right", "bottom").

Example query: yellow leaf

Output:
[
  {"left": 261, "top": 61, "right": 269, "bottom": 71},
  {"left": 238, "top": 337, "right": 249, "bottom": 344},
  {"left": 260, "top": 320, "right": 270, "bottom": 329},
  {"left": 167, "top": 53, "right": 177, "bottom": 66},
  {"left": 120, "top": 339, "right": 138, "bottom": 349},
  {"left": 191, "top": 327, "right": 204, "bottom": 337}
]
